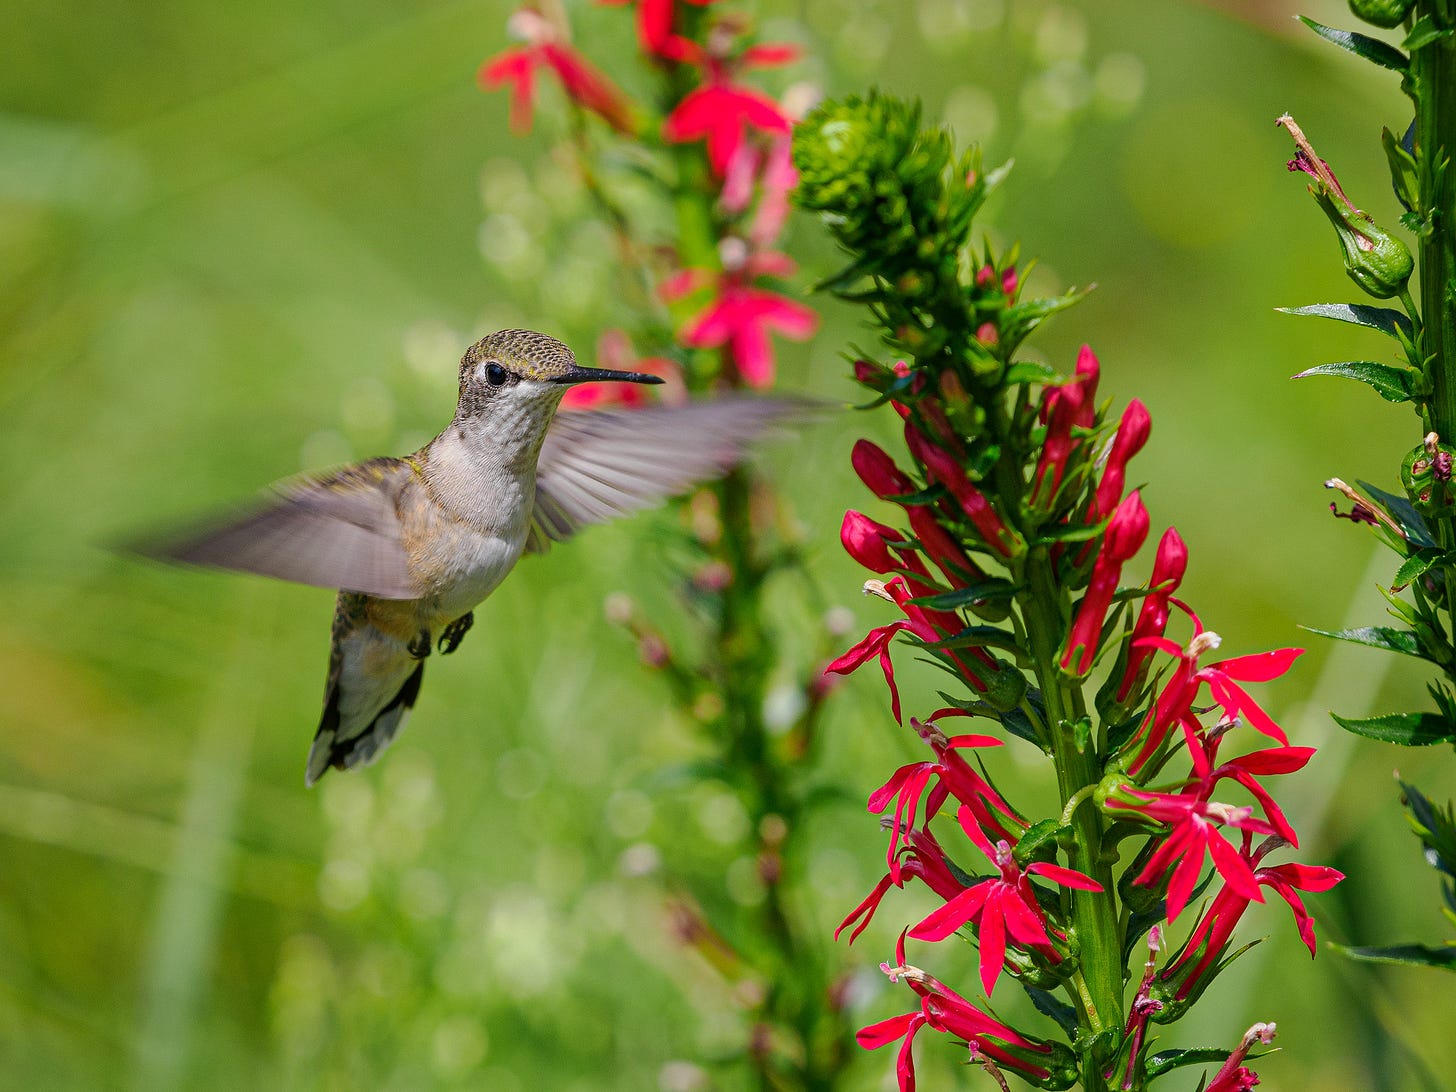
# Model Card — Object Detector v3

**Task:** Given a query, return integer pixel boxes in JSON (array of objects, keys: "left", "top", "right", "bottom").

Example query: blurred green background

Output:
[{"left": 4, "top": 0, "right": 1455, "bottom": 1088}]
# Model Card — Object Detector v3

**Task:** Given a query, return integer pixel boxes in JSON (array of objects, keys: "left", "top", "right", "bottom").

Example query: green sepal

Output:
[
  {"left": 1015, "top": 817, "right": 1066, "bottom": 864},
  {"left": 1404, "top": 16, "right": 1454, "bottom": 52},
  {"left": 1276, "top": 301, "right": 1414, "bottom": 340},
  {"left": 1330, "top": 710, "right": 1456, "bottom": 745},
  {"left": 1299, "top": 16, "right": 1410, "bottom": 71},
  {"left": 907, "top": 579, "right": 1018, "bottom": 610},
  {"left": 980, "top": 657, "right": 1028, "bottom": 713},
  {"left": 1000, "top": 286, "right": 1093, "bottom": 350},
  {"left": 1302, "top": 624, "right": 1425, "bottom": 657},
  {"left": 1382, "top": 126, "right": 1420, "bottom": 213},
  {"left": 1293, "top": 360, "right": 1415, "bottom": 403},
  {"left": 1378, "top": 582, "right": 1419, "bottom": 624},
  {"left": 1361, "top": 479, "right": 1437, "bottom": 546},
  {"left": 1334, "top": 942, "right": 1456, "bottom": 970},
  {"left": 1004, "top": 360, "right": 1057, "bottom": 385}
]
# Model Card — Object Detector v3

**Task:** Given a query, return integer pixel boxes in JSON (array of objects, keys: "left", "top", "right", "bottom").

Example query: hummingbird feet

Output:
[
  {"left": 406, "top": 630, "right": 433, "bottom": 660},
  {"left": 437, "top": 612, "right": 474, "bottom": 655}
]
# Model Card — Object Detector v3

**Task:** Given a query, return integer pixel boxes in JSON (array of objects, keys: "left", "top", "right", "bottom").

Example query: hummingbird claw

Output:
[
  {"left": 438, "top": 612, "right": 475, "bottom": 655},
  {"left": 407, "top": 631, "right": 433, "bottom": 660}
]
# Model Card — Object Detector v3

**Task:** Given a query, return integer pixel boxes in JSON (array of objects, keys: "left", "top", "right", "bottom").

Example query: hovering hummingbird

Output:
[{"left": 147, "top": 329, "right": 799, "bottom": 786}]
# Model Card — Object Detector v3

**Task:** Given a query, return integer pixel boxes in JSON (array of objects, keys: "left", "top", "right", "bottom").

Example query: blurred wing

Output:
[
  {"left": 526, "top": 396, "right": 808, "bottom": 552},
  {"left": 139, "top": 458, "right": 420, "bottom": 599}
]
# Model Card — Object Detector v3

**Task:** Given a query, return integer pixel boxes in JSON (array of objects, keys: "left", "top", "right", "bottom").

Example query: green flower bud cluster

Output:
[{"left": 792, "top": 91, "right": 1000, "bottom": 379}]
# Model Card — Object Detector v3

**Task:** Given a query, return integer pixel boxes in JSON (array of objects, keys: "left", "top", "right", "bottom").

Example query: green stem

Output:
[{"left": 1413, "top": 11, "right": 1456, "bottom": 444}]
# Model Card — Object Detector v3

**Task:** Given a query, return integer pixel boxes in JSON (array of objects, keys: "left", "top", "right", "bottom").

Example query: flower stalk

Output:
[{"left": 797, "top": 91, "right": 1340, "bottom": 1090}]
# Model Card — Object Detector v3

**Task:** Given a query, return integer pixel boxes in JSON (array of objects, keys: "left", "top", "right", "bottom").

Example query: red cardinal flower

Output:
[
  {"left": 666, "top": 248, "right": 816, "bottom": 387},
  {"left": 599, "top": 0, "right": 716, "bottom": 64},
  {"left": 858, "top": 933, "right": 1061, "bottom": 1091},
  {"left": 663, "top": 71, "right": 792, "bottom": 175},
  {"left": 480, "top": 11, "right": 637, "bottom": 134},
  {"left": 909, "top": 806, "right": 1101, "bottom": 995},
  {"left": 1061, "top": 490, "right": 1150, "bottom": 675}
]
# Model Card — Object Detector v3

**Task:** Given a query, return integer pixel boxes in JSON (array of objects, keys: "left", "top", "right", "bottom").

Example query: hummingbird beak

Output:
[{"left": 551, "top": 366, "right": 665, "bottom": 386}]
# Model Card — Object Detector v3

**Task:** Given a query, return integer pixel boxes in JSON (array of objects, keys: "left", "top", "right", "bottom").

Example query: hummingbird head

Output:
[{"left": 455, "top": 329, "right": 664, "bottom": 426}]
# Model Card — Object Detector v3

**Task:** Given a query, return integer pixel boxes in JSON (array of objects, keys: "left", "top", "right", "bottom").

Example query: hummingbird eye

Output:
[{"left": 484, "top": 362, "right": 509, "bottom": 387}]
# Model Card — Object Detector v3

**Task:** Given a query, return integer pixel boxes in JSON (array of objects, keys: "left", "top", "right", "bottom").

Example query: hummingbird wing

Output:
[
  {"left": 526, "top": 396, "right": 805, "bottom": 551},
  {"left": 140, "top": 457, "right": 421, "bottom": 599}
]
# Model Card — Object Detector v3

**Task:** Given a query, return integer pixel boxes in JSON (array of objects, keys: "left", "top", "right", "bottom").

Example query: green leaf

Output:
[
  {"left": 908, "top": 580, "right": 1018, "bottom": 610},
  {"left": 1146, "top": 1048, "right": 1241, "bottom": 1078},
  {"left": 1399, "top": 779, "right": 1456, "bottom": 882},
  {"left": 1360, "top": 479, "right": 1437, "bottom": 546},
  {"left": 1382, "top": 126, "right": 1420, "bottom": 214},
  {"left": 1277, "top": 302, "right": 1414, "bottom": 340},
  {"left": 1335, "top": 942, "right": 1456, "bottom": 970},
  {"left": 1404, "top": 16, "right": 1454, "bottom": 52},
  {"left": 924, "top": 623, "right": 1025, "bottom": 656},
  {"left": 1293, "top": 360, "right": 1414, "bottom": 403},
  {"left": 999, "top": 285, "right": 1092, "bottom": 346},
  {"left": 1003, "top": 360, "right": 1056, "bottom": 385},
  {"left": 1021, "top": 985, "right": 1079, "bottom": 1038},
  {"left": 1303, "top": 625, "right": 1425, "bottom": 657},
  {"left": 1331, "top": 710, "right": 1456, "bottom": 745},
  {"left": 1394, "top": 550, "right": 1443, "bottom": 588},
  {"left": 1299, "top": 16, "right": 1409, "bottom": 71}
]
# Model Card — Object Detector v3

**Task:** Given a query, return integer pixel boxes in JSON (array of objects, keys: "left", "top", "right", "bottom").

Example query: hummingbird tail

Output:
[{"left": 305, "top": 661, "right": 425, "bottom": 787}]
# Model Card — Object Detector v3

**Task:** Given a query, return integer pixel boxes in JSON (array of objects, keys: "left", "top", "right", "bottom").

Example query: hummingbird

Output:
[{"left": 147, "top": 329, "right": 800, "bottom": 786}]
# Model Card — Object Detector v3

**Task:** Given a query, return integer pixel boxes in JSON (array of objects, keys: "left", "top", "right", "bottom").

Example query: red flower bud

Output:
[
  {"left": 852, "top": 439, "right": 915, "bottom": 499},
  {"left": 1062, "top": 491, "right": 1150, "bottom": 675}
]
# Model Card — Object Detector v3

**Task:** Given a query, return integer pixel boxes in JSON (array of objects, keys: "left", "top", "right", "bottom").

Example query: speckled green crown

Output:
[{"left": 460, "top": 329, "right": 576, "bottom": 381}]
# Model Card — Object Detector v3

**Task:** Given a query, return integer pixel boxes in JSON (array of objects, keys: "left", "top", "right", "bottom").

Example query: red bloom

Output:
[
  {"left": 1092, "top": 397, "right": 1152, "bottom": 521},
  {"left": 910, "top": 806, "right": 1100, "bottom": 995},
  {"left": 904, "top": 425, "right": 1020, "bottom": 558},
  {"left": 599, "top": 0, "right": 716, "bottom": 64},
  {"left": 666, "top": 249, "right": 816, "bottom": 387},
  {"left": 1121, "top": 786, "right": 1277, "bottom": 922},
  {"left": 1115, "top": 527, "right": 1188, "bottom": 701},
  {"left": 858, "top": 933, "right": 1057, "bottom": 1091},
  {"left": 1031, "top": 347, "right": 1099, "bottom": 505},
  {"left": 480, "top": 13, "right": 636, "bottom": 134},
  {"left": 663, "top": 75, "right": 792, "bottom": 175},
  {"left": 1061, "top": 490, "right": 1149, "bottom": 675}
]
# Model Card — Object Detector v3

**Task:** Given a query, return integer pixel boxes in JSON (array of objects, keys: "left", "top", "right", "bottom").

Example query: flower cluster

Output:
[
  {"left": 480, "top": 0, "right": 815, "bottom": 397},
  {"left": 795, "top": 92, "right": 1343, "bottom": 1090}
]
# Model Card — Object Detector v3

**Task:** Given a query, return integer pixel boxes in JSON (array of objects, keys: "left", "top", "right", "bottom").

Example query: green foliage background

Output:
[{"left": 3, "top": 0, "right": 1453, "bottom": 1087}]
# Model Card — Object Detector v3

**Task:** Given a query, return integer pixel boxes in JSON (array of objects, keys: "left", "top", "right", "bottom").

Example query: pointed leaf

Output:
[
  {"left": 923, "top": 624, "right": 1026, "bottom": 656},
  {"left": 1336, "top": 942, "right": 1456, "bottom": 970},
  {"left": 1360, "top": 479, "right": 1436, "bottom": 547},
  {"left": 1004, "top": 360, "right": 1056, "bottom": 385},
  {"left": 1293, "top": 361, "right": 1414, "bottom": 403},
  {"left": 908, "top": 580, "right": 1018, "bottom": 610},
  {"left": 1394, "top": 552, "right": 1438, "bottom": 588},
  {"left": 1299, "top": 17, "right": 1409, "bottom": 72},
  {"left": 1382, "top": 127, "right": 1420, "bottom": 214},
  {"left": 1404, "top": 17, "right": 1453, "bottom": 52},
  {"left": 1021, "top": 985, "right": 1079, "bottom": 1037},
  {"left": 1331, "top": 710, "right": 1456, "bottom": 746},
  {"left": 1146, "top": 1048, "right": 1245, "bottom": 1078},
  {"left": 1277, "top": 302, "right": 1414, "bottom": 340},
  {"left": 1302, "top": 625, "right": 1426, "bottom": 658}
]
